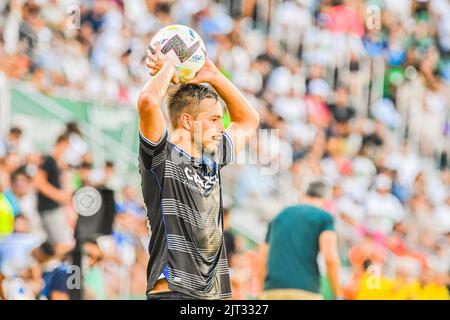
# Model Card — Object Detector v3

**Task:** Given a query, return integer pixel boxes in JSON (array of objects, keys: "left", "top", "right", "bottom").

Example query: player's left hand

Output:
[
  {"left": 146, "top": 42, "right": 179, "bottom": 84},
  {"left": 186, "top": 57, "right": 221, "bottom": 85}
]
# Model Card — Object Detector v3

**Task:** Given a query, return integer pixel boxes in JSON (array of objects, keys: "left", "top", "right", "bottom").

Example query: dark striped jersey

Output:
[{"left": 139, "top": 130, "right": 234, "bottom": 300}]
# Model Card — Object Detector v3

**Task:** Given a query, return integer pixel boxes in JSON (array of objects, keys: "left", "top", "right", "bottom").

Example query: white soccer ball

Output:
[{"left": 149, "top": 24, "right": 206, "bottom": 82}]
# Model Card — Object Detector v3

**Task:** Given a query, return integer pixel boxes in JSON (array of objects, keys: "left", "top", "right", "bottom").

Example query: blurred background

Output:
[{"left": 0, "top": 0, "right": 449, "bottom": 300}]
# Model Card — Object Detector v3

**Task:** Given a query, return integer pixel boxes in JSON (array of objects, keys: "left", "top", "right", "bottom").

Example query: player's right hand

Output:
[{"left": 146, "top": 42, "right": 179, "bottom": 84}]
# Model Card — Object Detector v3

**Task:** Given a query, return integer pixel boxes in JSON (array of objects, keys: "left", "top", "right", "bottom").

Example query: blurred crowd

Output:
[
  {"left": 0, "top": 121, "right": 150, "bottom": 299},
  {"left": 0, "top": 0, "right": 449, "bottom": 299}
]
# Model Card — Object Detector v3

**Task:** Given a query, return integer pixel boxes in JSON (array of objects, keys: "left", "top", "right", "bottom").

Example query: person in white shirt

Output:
[{"left": 365, "top": 174, "right": 406, "bottom": 235}]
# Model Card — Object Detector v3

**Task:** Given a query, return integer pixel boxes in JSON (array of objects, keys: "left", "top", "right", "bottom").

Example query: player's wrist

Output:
[
  {"left": 208, "top": 70, "right": 224, "bottom": 87},
  {"left": 160, "top": 63, "right": 178, "bottom": 83},
  {"left": 162, "top": 62, "right": 176, "bottom": 75}
]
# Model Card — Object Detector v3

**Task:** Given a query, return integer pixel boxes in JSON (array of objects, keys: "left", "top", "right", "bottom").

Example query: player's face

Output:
[{"left": 193, "top": 99, "right": 225, "bottom": 155}]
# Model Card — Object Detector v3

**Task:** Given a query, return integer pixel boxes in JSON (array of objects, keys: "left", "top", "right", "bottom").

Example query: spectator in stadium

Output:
[
  {"left": 0, "top": 269, "right": 39, "bottom": 300},
  {"left": 328, "top": 86, "right": 356, "bottom": 124},
  {"left": 365, "top": 173, "right": 406, "bottom": 236},
  {"left": 83, "top": 239, "right": 107, "bottom": 300},
  {"left": 62, "top": 122, "right": 90, "bottom": 168},
  {"left": 35, "top": 134, "right": 73, "bottom": 253},
  {"left": 416, "top": 266, "right": 450, "bottom": 300},
  {"left": 0, "top": 174, "right": 18, "bottom": 238},
  {"left": 0, "top": 215, "right": 42, "bottom": 300},
  {"left": 3, "top": 127, "right": 19, "bottom": 154},
  {"left": 4, "top": 127, "right": 33, "bottom": 158},
  {"left": 9, "top": 167, "right": 45, "bottom": 241},
  {"left": 31, "top": 241, "right": 70, "bottom": 300},
  {"left": 89, "top": 160, "right": 117, "bottom": 189},
  {"left": 223, "top": 207, "right": 236, "bottom": 267},
  {"left": 115, "top": 185, "right": 145, "bottom": 219},
  {"left": 343, "top": 256, "right": 394, "bottom": 300},
  {"left": 260, "top": 180, "right": 341, "bottom": 300},
  {"left": 0, "top": 214, "right": 41, "bottom": 278}
]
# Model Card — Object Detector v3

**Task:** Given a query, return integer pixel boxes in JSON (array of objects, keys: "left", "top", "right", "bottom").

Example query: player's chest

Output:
[{"left": 165, "top": 160, "right": 220, "bottom": 196}]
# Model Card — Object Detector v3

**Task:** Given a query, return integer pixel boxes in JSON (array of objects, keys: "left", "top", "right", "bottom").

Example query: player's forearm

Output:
[
  {"left": 138, "top": 63, "right": 176, "bottom": 110},
  {"left": 258, "top": 244, "right": 269, "bottom": 292},
  {"left": 325, "top": 256, "right": 342, "bottom": 298},
  {"left": 209, "top": 73, "right": 260, "bottom": 129}
]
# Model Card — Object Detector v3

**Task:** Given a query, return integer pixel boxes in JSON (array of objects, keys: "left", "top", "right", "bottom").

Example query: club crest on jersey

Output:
[{"left": 184, "top": 167, "right": 217, "bottom": 192}]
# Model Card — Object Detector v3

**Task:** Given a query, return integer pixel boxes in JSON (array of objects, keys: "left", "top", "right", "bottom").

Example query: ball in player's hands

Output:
[{"left": 149, "top": 24, "right": 206, "bottom": 83}]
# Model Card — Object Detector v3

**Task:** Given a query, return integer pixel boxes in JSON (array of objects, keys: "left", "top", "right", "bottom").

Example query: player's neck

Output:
[
  {"left": 171, "top": 132, "right": 203, "bottom": 159},
  {"left": 301, "top": 197, "right": 325, "bottom": 209}
]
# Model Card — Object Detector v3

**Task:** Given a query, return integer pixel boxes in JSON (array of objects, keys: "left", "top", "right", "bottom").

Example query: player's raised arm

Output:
[
  {"left": 187, "top": 58, "right": 260, "bottom": 157},
  {"left": 138, "top": 43, "right": 179, "bottom": 143}
]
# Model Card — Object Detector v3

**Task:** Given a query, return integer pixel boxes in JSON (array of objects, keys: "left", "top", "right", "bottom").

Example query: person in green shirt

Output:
[{"left": 259, "top": 180, "right": 342, "bottom": 300}]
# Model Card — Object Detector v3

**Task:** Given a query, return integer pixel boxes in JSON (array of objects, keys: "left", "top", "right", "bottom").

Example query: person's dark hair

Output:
[
  {"left": 65, "top": 122, "right": 82, "bottom": 136},
  {"left": 11, "top": 166, "right": 30, "bottom": 183},
  {"left": 167, "top": 84, "right": 219, "bottom": 128},
  {"left": 55, "top": 133, "right": 69, "bottom": 145},
  {"left": 14, "top": 213, "right": 26, "bottom": 221},
  {"left": 104, "top": 160, "right": 114, "bottom": 168},
  {"left": 331, "top": 0, "right": 343, "bottom": 6},
  {"left": 38, "top": 241, "right": 56, "bottom": 258},
  {"left": 155, "top": 2, "right": 171, "bottom": 15},
  {"left": 9, "top": 127, "right": 22, "bottom": 136},
  {"left": 80, "top": 161, "right": 93, "bottom": 170},
  {"left": 362, "top": 259, "right": 372, "bottom": 271},
  {"left": 23, "top": 1, "right": 40, "bottom": 16},
  {"left": 305, "top": 180, "right": 331, "bottom": 199}
]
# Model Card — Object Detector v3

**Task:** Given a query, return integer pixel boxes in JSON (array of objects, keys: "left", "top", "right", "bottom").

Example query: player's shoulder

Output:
[
  {"left": 166, "top": 141, "right": 192, "bottom": 164},
  {"left": 139, "top": 130, "right": 168, "bottom": 149},
  {"left": 279, "top": 204, "right": 332, "bottom": 220}
]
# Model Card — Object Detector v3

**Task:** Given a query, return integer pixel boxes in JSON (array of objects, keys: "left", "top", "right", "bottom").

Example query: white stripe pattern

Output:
[
  {"left": 164, "top": 161, "right": 203, "bottom": 194},
  {"left": 140, "top": 143, "right": 156, "bottom": 156},
  {"left": 166, "top": 234, "right": 218, "bottom": 262},
  {"left": 151, "top": 150, "right": 166, "bottom": 168},
  {"left": 162, "top": 198, "right": 217, "bottom": 229}
]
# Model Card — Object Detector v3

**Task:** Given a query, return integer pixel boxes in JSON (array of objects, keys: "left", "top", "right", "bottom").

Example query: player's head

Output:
[
  {"left": 303, "top": 179, "right": 332, "bottom": 207},
  {"left": 168, "top": 84, "right": 224, "bottom": 155}
]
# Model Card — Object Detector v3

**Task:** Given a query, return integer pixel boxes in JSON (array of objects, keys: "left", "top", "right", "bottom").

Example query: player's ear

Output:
[{"left": 180, "top": 113, "right": 192, "bottom": 131}]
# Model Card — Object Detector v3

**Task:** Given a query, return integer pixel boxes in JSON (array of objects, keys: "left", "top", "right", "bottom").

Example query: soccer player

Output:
[{"left": 138, "top": 43, "right": 259, "bottom": 300}]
